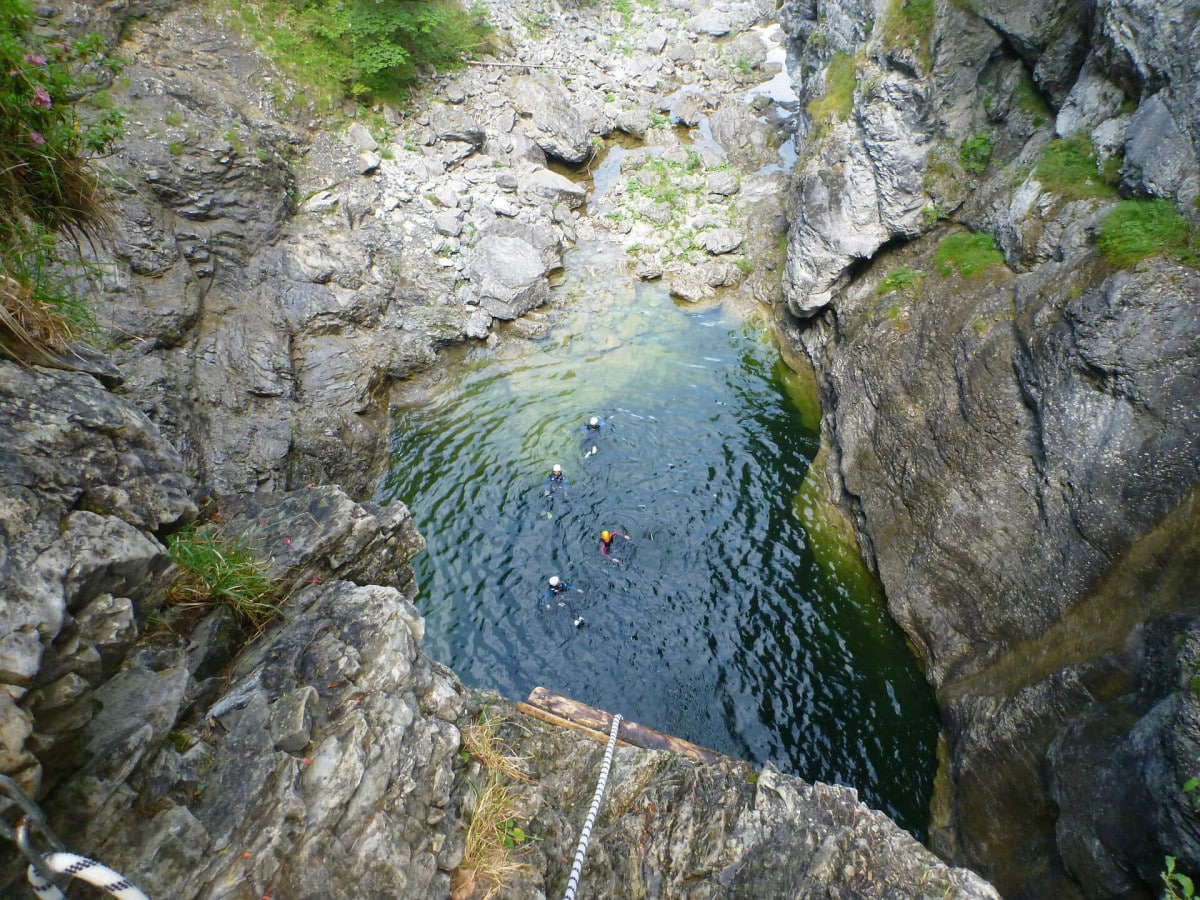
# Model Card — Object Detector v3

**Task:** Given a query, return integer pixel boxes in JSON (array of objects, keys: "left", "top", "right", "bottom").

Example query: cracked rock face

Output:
[{"left": 779, "top": 0, "right": 1200, "bottom": 893}]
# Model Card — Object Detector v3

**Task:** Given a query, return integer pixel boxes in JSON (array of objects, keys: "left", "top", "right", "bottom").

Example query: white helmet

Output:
[
  {"left": 590, "top": 417, "right": 599, "bottom": 427},
  {"left": 549, "top": 576, "right": 561, "bottom": 587},
  {"left": 552, "top": 464, "right": 562, "bottom": 474}
]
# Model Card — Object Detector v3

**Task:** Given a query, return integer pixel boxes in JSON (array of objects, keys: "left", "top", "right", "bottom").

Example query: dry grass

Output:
[
  {"left": 0, "top": 271, "right": 78, "bottom": 364},
  {"left": 461, "top": 707, "right": 529, "bottom": 783},
  {"left": 452, "top": 774, "right": 535, "bottom": 900},
  {"left": 452, "top": 707, "right": 536, "bottom": 900}
]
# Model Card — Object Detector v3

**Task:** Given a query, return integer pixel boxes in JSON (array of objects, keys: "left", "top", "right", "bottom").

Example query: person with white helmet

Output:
[
  {"left": 543, "top": 575, "right": 583, "bottom": 610},
  {"left": 580, "top": 415, "right": 608, "bottom": 458},
  {"left": 543, "top": 463, "right": 568, "bottom": 495}
]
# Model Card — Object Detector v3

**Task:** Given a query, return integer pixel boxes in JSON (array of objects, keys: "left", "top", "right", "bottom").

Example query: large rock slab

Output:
[
  {"left": 468, "top": 232, "right": 555, "bottom": 319},
  {"left": 511, "top": 75, "right": 593, "bottom": 164}
]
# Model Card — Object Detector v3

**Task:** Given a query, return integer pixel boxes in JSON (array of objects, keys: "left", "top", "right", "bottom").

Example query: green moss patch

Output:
[
  {"left": 1098, "top": 199, "right": 1195, "bottom": 269},
  {"left": 808, "top": 52, "right": 857, "bottom": 132},
  {"left": 1035, "top": 136, "right": 1118, "bottom": 201},
  {"left": 934, "top": 232, "right": 1005, "bottom": 278}
]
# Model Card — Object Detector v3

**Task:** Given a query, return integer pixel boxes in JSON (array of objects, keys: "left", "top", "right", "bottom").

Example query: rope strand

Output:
[{"left": 563, "top": 713, "right": 623, "bottom": 900}]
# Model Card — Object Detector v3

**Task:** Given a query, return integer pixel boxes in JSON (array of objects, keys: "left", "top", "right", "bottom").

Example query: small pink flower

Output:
[
  {"left": 23, "top": 53, "right": 46, "bottom": 66},
  {"left": 28, "top": 131, "right": 45, "bottom": 145},
  {"left": 7, "top": 70, "right": 17, "bottom": 77},
  {"left": 30, "top": 85, "right": 51, "bottom": 109}
]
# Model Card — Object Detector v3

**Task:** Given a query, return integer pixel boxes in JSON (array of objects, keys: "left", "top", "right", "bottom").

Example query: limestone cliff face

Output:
[{"left": 779, "top": 0, "right": 1200, "bottom": 894}]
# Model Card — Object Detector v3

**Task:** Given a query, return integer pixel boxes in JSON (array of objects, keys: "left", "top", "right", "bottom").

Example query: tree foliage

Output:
[{"left": 256, "top": 0, "right": 493, "bottom": 102}]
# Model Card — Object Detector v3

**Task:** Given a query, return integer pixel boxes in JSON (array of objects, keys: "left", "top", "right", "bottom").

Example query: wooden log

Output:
[
  {"left": 516, "top": 702, "right": 636, "bottom": 750},
  {"left": 524, "top": 687, "right": 723, "bottom": 765}
]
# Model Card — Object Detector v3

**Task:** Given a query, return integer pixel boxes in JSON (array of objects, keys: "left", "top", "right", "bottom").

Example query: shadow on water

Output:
[{"left": 377, "top": 242, "right": 940, "bottom": 837}]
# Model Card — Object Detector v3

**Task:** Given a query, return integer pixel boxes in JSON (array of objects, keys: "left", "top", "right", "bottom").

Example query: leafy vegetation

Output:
[
  {"left": 882, "top": 0, "right": 934, "bottom": 71},
  {"left": 1034, "top": 135, "right": 1118, "bottom": 201},
  {"left": 959, "top": 131, "right": 993, "bottom": 175},
  {"left": 1097, "top": 199, "right": 1196, "bottom": 268},
  {"left": 876, "top": 266, "right": 924, "bottom": 296},
  {"left": 222, "top": 0, "right": 494, "bottom": 106},
  {"left": 808, "top": 52, "right": 856, "bottom": 132},
  {"left": 934, "top": 232, "right": 1005, "bottom": 278},
  {"left": 1165, "top": 856, "right": 1195, "bottom": 899},
  {"left": 1, "top": 0, "right": 124, "bottom": 364},
  {"left": 167, "top": 524, "right": 283, "bottom": 629}
]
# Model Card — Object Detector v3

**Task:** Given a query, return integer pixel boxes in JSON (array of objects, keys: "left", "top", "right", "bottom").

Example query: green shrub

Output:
[
  {"left": 934, "top": 232, "right": 1005, "bottom": 277},
  {"left": 808, "top": 52, "right": 856, "bottom": 131},
  {"left": 167, "top": 524, "right": 282, "bottom": 629},
  {"left": 960, "top": 131, "right": 993, "bottom": 175},
  {"left": 1097, "top": 199, "right": 1194, "bottom": 268},
  {"left": 1035, "top": 135, "right": 1118, "bottom": 201},
  {"left": 228, "top": 0, "right": 494, "bottom": 106},
  {"left": 876, "top": 266, "right": 924, "bottom": 296},
  {"left": 1, "top": 0, "right": 124, "bottom": 363}
]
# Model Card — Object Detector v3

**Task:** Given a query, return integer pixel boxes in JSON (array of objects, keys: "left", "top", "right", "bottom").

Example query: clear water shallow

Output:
[{"left": 377, "top": 243, "right": 939, "bottom": 836}]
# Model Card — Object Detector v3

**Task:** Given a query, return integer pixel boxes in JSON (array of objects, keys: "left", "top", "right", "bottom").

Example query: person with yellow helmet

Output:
[{"left": 599, "top": 528, "right": 631, "bottom": 560}]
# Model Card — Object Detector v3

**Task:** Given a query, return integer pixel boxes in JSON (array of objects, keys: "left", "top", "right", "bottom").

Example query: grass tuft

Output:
[
  {"left": 461, "top": 706, "right": 529, "bottom": 783},
  {"left": 453, "top": 707, "right": 536, "bottom": 899},
  {"left": 1097, "top": 199, "right": 1195, "bottom": 269},
  {"left": 1034, "top": 136, "right": 1118, "bottom": 201},
  {"left": 167, "top": 524, "right": 283, "bottom": 630},
  {"left": 453, "top": 774, "right": 536, "bottom": 899},
  {"left": 934, "top": 232, "right": 1005, "bottom": 278}
]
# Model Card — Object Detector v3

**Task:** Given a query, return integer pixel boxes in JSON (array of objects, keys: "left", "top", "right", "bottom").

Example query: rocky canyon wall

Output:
[
  {"left": 779, "top": 0, "right": 1200, "bottom": 894},
  {"left": 2, "top": 0, "right": 1002, "bottom": 896}
]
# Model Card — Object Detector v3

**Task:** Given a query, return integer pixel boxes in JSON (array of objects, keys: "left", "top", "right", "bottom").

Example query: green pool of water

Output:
[{"left": 377, "top": 242, "right": 939, "bottom": 836}]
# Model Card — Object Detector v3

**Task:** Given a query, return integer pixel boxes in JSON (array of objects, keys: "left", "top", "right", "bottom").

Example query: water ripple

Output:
[{"left": 377, "top": 243, "right": 939, "bottom": 836}]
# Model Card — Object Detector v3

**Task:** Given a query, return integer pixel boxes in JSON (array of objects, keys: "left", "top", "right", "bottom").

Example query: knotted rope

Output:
[{"left": 562, "top": 713, "right": 622, "bottom": 900}]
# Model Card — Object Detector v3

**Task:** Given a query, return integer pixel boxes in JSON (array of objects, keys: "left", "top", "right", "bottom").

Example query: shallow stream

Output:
[{"left": 377, "top": 242, "right": 939, "bottom": 835}]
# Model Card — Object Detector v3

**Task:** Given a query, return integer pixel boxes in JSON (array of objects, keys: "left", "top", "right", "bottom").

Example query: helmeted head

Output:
[
  {"left": 601, "top": 530, "right": 611, "bottom": 541},
  {"left": 552, "top": 464, "right": 562, "bottom": 474},
  {"left": 590, "top": 417, "right": 599, "bottom": 427},
  {"left": 549, "top": 576, "right": 561, "bottom": 588}
]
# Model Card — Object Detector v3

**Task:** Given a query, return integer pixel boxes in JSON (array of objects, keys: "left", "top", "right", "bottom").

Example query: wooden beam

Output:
[
  {"left": 523, "top": 687, "right": 723, "bottom": 765},
  {"left": 516, "top": 702, "right": 637, "bottom": 750}
]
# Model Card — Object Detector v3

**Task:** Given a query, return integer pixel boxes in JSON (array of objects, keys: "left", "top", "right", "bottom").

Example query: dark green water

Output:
[{"left": 377, "top": 243, "right": 939, "bottom": 835}]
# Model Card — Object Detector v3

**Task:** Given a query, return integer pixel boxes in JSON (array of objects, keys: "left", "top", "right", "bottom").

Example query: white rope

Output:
[
  {"left": 563, "top": 713, "right": 623, "bottom": 900},
  {"left": 26, "top": 851, "right": 149, "bottom": 900}
]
